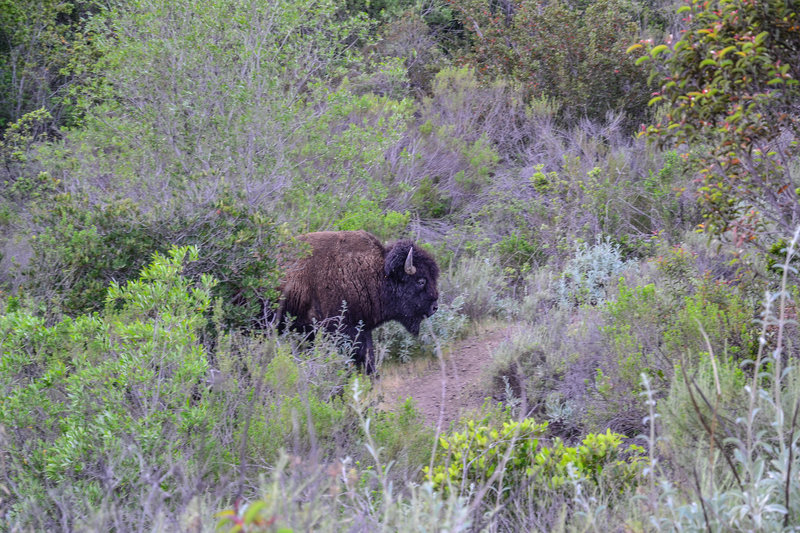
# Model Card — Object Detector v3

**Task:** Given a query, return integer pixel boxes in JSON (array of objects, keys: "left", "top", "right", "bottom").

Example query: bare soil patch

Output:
[{"left": 377, "top": 326, "right": 517, "bottom": 429}]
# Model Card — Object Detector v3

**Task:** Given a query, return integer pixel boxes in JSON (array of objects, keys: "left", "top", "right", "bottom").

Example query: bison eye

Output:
[{"left": 416, "top": 278, "right": 426, "bottom": 287}]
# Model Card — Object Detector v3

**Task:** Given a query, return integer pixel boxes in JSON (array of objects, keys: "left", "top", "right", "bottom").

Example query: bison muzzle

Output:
[{"left": 277, "top": 230, "right": 439, "bottom": 374}]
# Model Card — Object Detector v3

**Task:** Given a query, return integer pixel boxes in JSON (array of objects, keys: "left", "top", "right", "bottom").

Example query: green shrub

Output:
[
  {"left": 653, "top": 242, "right": 697, "bottom": 296},
  {"left": 646, "top": 231, "right": 800, "bottom": 530},
  {"left": 663, "top": 276, "right": 759, "bottom": 362},
  {"left": 425, "top": 417, "right": 646, "bottom": 501},
  {"left": 369, "top": 398, "right": 434, "bottom": 475},
  {"left": 557, "top": 239, "right": 631, "bottom": 307},
  {"left": 659, "top": 353, "right": 748, "bottom": 468},
  {"left": 0, "top": 108, "right": 53, "bottom": 187},
  {"left": 493, "top": 230, "right": 545, "bottom": 279},
  {"left": 0, "top": 247, "right": 215, "bottom": 527},
  {"left": 589, "top": 278, "right": 671, "bottom": 433},
  {"left": 0, "top": 109, "right": 60, "bottom": 287},
  {"left": 23, "top": 192, "right": 283, "bottom": 329},
  {"left": 236, "top": 342, "right": 358, "bottom": 464},
  {"left": 286, "top": 88, "right": 412, "bottom": 232},
  {"left": 602, "top": 281, "right": 664, "bottom": 375},
  {"left": 638, "top": 0, "right": 800, "bottom": 242},
  {"left": 25, "top": 195, "right": 159, "bottom": 315},
  {"left": 374, "top": 295, "right": 467, "bottom": 363},
  {"left": 452, "top": 0, "right": 651, "bottom": 126},
  {"left": 247, "top": 388, "right": 354, "bottom": 463},
  {"left": 442, "top": 255, "right": 511, "bottom": 320},
  {"left": 643, "top": 150, "right": 689, "bottom": 239},
  {"left": 425, "top": 417, "right": 548, "bottom": 497},
  {"left": 333, "top": 197, "right": 410, "bottom": 241},
  {"left": 592, "top": 271, "right": 758, "bottom": 435},
  {"left": 452, "top": 134, "right": 499, "bottom": 193},
  {"left": 410, "top": 176, "right": 452, "bottom": 218},
  {"left": 0, "top": 1, "right": 94, "bottom": 129}
]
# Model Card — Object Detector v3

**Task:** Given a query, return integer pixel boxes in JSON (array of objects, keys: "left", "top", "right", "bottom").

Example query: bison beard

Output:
[{"left": 277, "top": 230, "right": 439, "bottom": 374}]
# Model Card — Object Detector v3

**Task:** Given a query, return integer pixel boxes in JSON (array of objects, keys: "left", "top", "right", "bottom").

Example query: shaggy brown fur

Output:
[{"left": 277, "top": 230, "right": 439, "bottom": 374}]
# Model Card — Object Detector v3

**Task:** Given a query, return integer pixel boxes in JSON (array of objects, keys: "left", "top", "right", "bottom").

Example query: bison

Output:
[{"left": 277, "top": 230, "right": 439, "bottom": 374}]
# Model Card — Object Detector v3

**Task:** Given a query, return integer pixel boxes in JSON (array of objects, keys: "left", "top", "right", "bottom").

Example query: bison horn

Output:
[{"left": 404, "top": 247, "right": 416, "bottom": 275}]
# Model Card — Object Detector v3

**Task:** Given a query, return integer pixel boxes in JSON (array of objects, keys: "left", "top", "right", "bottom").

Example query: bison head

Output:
[{"left": 383, "top": 240, "right": 439, "bottom": 335}]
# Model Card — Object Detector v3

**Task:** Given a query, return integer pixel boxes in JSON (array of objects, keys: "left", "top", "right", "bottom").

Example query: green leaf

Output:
[
  {"left": 648, "top": 96, "right": 663, "bottom": 106},
  {"left": 650, "top": 45, "right": 669, "bottom": 57},
  {"left": 243, "top": 501, "right": 267, "bottom": 523},
  {"left": 700, "top": 59, "right": 717, "bottom": 67},
  {"left": 635, "top": 56, "right": 651, "bottom": 66},
  {"left": 717, "top": 46, "right": 737, "bottom": 58}
]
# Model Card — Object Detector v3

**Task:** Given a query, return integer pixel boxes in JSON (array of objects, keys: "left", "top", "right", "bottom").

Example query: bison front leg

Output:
[
  {"left": 351, "top": 328, "right": 376, "bottom": 375},
  {"left": 363, "top": 331, "right": 376, "bottom": 375}
]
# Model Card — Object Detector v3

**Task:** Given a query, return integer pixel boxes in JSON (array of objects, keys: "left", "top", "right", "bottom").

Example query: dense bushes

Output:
[
  {"left": 425, "top": 417, "right": 646, "bottom": 502},
  {"left": 0, "top": 0, "right": 99, "bottom": 130},
  {"left": 637, "top": 0, "right": 800, "bottom": 244},
  {"left": 452, "top": 0, "right": 653, "bottom": 126},
  {"left": 23, "top": 193, "right": 284, "bottom": 328},
  {"left": 1, "top": 248, "right": 215, "bottom": 527},
  {"left": 2, "top": 0, "right": 800, "bottom": 529},
  {"left": 1, "top": 249, "right": 434, "bottom": 529}
]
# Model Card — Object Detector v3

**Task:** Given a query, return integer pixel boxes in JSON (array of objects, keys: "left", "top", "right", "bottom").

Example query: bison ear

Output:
[{"left": 384, "top": 241, "right": 413, "bottom": 279}]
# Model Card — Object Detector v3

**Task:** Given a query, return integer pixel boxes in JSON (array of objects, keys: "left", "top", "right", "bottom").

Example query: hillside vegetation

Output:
[{"left": 1, "top": 0, "right": 800, "bottom": 530}]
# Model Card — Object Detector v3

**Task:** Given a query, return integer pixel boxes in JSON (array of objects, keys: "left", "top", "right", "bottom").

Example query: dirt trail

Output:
[{"left": 377, "top": 326, "right": 516, "bottom": 429}]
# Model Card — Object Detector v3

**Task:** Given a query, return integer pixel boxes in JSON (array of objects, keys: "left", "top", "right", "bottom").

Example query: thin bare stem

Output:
[
  {"left": 426, "top": 320, "right": 447, "bottom": 484},
  {"left": 696, "top": 320, "right": 721, "bottom": 497}
]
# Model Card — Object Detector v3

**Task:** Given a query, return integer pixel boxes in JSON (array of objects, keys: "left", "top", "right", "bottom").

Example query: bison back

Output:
[{"left": 279, "top": 230, "right": 386, "bottom": 331}]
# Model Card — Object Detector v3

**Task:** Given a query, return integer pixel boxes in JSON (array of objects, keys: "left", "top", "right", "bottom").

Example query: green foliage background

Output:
[{"left": 2, "top": 0, "right": 800, "bottom": 530}]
